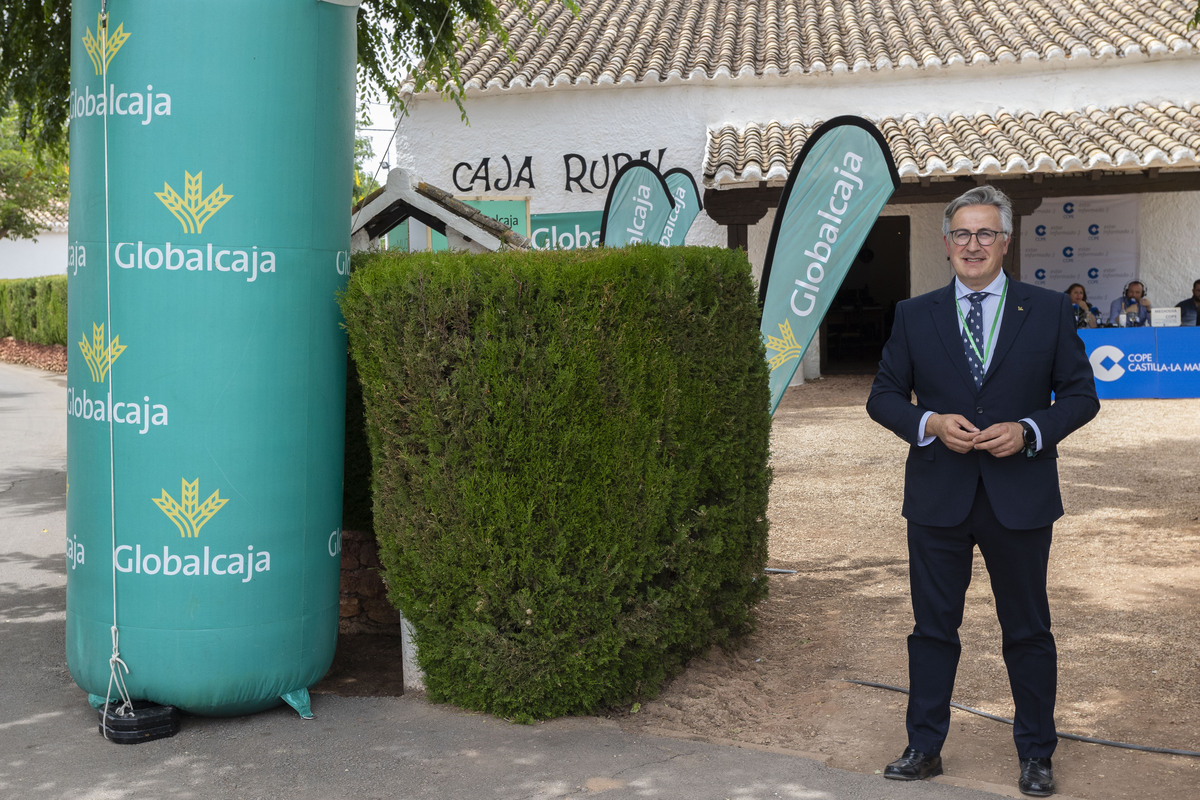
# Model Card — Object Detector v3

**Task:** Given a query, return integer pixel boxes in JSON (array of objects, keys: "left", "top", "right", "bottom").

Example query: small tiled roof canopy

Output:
[
  {"left": 454, "top": 0, "right": 1197, "bottom": 88},
  {"left": 707, "top": 103, "right": 1200, "bottom": 186}
]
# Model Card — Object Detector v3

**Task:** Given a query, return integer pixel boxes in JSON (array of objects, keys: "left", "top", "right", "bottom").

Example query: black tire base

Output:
[{"left": 97, "top": 701, "right": 181, "bottom": 744}]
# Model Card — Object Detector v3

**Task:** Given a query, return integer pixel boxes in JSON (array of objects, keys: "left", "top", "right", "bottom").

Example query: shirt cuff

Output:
[
  {"left": 917, "top": 411, "right": 936, "bottom": 446},
  {"left": 1020, "top": 417, "right": 1043, "bottom": 451}
]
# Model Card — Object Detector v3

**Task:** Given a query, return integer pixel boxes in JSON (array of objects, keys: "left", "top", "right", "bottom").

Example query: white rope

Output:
[
  {"left": 98, "top": 1, "right": 133, "bottom": 737},
  {"left": 101, "top": 627, "right": 134, "bottom": 738}
]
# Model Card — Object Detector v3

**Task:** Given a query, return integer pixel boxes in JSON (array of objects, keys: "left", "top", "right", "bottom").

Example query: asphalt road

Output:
[{"left": 0, "top": 361, "right": 1035, "bottom": 800}]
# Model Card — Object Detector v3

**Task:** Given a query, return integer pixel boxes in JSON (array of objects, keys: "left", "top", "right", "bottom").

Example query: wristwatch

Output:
[{"left": 1019, "top": 421, "right": 1038, "bottom": 459}]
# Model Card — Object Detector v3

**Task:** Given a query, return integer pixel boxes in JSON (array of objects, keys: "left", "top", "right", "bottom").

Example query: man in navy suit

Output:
[{"left": 866, "top": 185, "right": 1099, "bottom": 797}]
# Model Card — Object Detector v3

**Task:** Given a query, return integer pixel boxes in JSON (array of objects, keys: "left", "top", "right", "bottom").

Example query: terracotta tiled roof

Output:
[
  {"left": 453, "top": 0, "right": 1199, "bottom": 89},
  {"left": 704, "top": 102, "right": 1200, "bottom": 185},
  {"left": 30, "top": 201, "right": 69, "bottom": 232}
]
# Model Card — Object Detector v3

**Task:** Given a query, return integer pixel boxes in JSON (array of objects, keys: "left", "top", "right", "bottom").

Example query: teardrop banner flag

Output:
[
  {"left": 760, "top": 116, "right": 899, "bottom": 414},
  {"left": 659, "top": 168, "right": 703, "bottom": 246},
  {"left": 599, "top": 160, "right": 675, "bottom": 247}
]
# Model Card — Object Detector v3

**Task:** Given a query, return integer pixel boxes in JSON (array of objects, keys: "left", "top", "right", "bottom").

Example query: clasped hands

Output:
[{"left": 927, "top": 414, "right": 1024, "bottom": 457}]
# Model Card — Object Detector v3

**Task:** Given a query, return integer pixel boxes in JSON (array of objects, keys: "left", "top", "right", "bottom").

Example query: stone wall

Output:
[{"left": 338, "top": 528, "right": 402, "bottom": 634}]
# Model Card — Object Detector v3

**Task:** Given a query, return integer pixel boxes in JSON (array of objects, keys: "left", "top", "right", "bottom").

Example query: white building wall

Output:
[
  {"left": 396, "top": 53, "right": 1196, "bottom": 220},
  {"left": 397, "top": 52, "right": 1197, "bottom": 272},
  {"left": 1140, "top": 191, "right": 1200, "bottom": 306},
  {"left": 0, "top": 231, "right": 68, "bottom": 280},
  {"left": 747, "top": 209, "right": 775, "bottom": 284},
  {"left": 393, "top": 86, "right": 725, "bottom": 247}
]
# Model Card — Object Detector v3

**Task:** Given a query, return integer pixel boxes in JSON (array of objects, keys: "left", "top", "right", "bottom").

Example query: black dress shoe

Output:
[
  {"left": 883, "top": 746, "right": 943, "bottom": 781},
  {"left": 1018, "top": 757, "right": 1055, "bottom": 797}
]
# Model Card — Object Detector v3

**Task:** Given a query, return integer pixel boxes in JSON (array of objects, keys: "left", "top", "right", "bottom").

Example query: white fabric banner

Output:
[{"left": 1020, "top": 195, "right": 1139, "bottom": 318}]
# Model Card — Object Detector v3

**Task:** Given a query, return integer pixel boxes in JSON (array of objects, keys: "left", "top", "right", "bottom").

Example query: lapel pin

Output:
[{"left": 1017, "top": 306, "right": 1025, "bottom": 311}]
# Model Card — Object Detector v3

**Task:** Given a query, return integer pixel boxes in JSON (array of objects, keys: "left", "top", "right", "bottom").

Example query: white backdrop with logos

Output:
[{"left": 1020, "top": 195, "right": 1140, "bottom": 318}]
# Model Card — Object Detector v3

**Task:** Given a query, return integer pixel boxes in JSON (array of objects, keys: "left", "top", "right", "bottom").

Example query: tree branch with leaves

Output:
[
  {"left": 1, "top": 0, "right": 567, "bottom": 238},
  {"left": 1, "top": 0, "right": 556, "bottom": 154},
  {"left": 0, "top": 0, "right": 71, "bottom": 154},
  {"left": 357, "top": 0, "right": 540, "bottom": 121},
  {"left": 1, "top": 105, "right": 68, "bottom": 240}
]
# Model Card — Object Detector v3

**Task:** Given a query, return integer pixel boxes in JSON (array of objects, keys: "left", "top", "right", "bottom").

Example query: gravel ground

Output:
[{"left": 620, "top": 374, "right": 1200, "bottom": 800}]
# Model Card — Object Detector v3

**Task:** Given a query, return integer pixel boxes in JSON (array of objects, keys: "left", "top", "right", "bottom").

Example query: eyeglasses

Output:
[{"left": 948, "top": 228, "right": 1002, "bottom": 246}]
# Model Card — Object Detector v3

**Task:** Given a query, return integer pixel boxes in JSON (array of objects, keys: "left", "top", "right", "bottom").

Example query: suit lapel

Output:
[
  {"left": 985, "top": 277, "right": 1031, "bottom": 383},
  {"left": 931, "top": 280, "right": 978, "bottom": 391}
]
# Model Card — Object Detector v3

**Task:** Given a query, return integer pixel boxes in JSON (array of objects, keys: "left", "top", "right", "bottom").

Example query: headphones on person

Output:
[{"left": 1123, "top": 280, "right": 1148, "bottom": 301}]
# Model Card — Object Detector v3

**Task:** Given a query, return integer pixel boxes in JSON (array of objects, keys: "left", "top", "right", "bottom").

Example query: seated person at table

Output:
[
  {"left": 1108, "top": 280, "right": 1150, "bottom": 326},
  {"left": 1066, "top": 283, "right": 1100, "bottom": 328},
  {"left": 1176, "top": 279, "right": 1200, "bottom": 326}
]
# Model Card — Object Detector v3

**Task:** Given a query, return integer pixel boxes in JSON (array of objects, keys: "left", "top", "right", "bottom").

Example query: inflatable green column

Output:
[{"left": 66, "top": 0, "right": 359, "bottom": 716}]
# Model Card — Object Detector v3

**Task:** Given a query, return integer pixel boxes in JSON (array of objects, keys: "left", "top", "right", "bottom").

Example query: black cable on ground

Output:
[{"left": 843, "top": 679, "right": 1200, "bottom": 758}]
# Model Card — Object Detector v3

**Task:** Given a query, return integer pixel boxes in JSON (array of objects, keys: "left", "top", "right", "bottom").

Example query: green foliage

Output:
[
  {"left": 1, "top": 104, "right": 68, "bottom": 240},
  {"left": 0, "top": 275, "right": 67, "bottom": 345},
  {"left": 341, "top": 245, "right": 772, "bottom": 720},
  {"left": 0, "top": 1, "right": 70, "bottom": 153},
  {"left": 353, "top": 134, "right": 382, "bottom": 206},
  {"left": 0, "top": 0, "right": 572, "bottom": 150},
  {"left": 356, "top": 0, "right": 568, "bottom": 122}
]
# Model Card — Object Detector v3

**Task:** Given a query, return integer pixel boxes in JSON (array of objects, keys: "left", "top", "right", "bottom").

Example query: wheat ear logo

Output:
[
  {"left": 82, "top": 14, "right": 130, "bottom": 75},
  {"left": 156, "top": 171, "right": 233, "bottom": 234},
  {"left": 765, "top": 319, "right": 803, "bottom": 370},
  {"left": 78, "top": 322, "right": 126, "bottom": 382},
  {"left": 153, "top": 479, "right": 229, "bottom": 538}
]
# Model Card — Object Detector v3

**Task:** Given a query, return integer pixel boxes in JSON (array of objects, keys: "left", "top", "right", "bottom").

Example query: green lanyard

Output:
[{"left": 956, "top": 279, "right": 1007, "bottom": 368}]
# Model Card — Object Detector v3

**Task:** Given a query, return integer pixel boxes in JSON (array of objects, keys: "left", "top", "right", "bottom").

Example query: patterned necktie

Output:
[{"left": 962, "top": 291, "right": 988, "bottom": 387}]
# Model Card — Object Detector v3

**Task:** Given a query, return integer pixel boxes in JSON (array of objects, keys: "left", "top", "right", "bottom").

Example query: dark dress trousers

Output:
[{"left": 867, "top": 277, "right": 1099, "bottom": 759}]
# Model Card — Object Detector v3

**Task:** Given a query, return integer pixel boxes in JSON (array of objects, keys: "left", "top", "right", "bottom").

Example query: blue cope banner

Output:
[
  {"left": 759, "top": 117, "right": 900, "bottom": 414},
  {"left": 1078, "top": 328, "right": 1200, "bottom": 398}
]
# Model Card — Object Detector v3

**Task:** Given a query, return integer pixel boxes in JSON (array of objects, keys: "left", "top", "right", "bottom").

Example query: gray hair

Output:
[{"left": 942, "top": 185, "right": 1013, "bottom": 238}]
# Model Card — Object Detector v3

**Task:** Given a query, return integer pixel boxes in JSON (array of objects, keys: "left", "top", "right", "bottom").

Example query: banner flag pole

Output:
[{"left": 758, "top": 116, "right": 900, "bottom": 414}]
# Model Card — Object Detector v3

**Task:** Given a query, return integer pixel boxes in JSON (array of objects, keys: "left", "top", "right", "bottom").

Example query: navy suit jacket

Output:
[{"left": 867, "top": 276, "right": 1099, "bottom": 530}]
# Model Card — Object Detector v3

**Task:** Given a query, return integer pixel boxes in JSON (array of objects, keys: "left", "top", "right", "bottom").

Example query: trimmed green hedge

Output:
[
  {"left": 341, "top": 245, "right": 772, "bottom": 721},
  {"left": 0, "top": 276, "right": 68, "bottom": 345}
]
